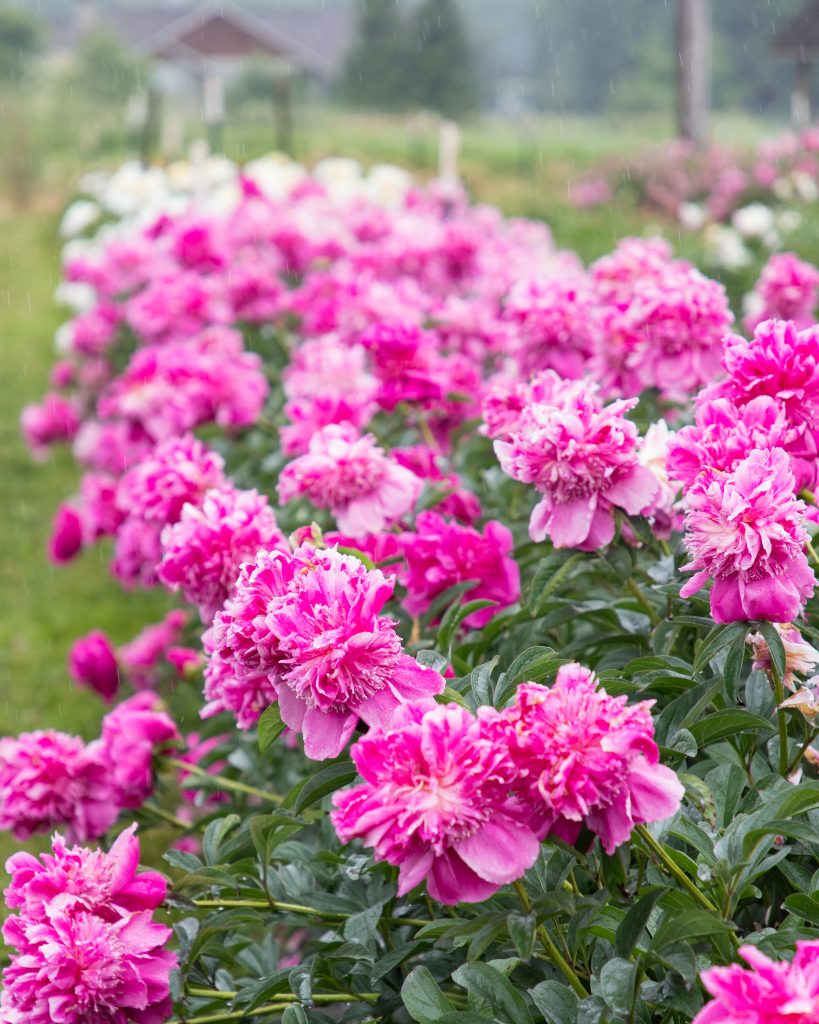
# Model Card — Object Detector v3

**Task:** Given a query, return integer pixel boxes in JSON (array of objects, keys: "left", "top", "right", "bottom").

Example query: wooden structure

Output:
[
  {"left": 51, "top": 2, "right": 353, "bottom": 153},
  {"left": 774, "top": 0, "right": 819, "bottom": 127},
  {"left": 677, "top": 0, "right": 711, "bottom": 145}
]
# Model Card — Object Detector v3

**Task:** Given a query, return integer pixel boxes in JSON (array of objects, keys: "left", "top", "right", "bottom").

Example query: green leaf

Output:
[
  {"left": 497, "top": 646, "right": 560, "bottom": 706},
  {"left": 281, "top": 1007, "right": 308, "bottom": 1024},
  {"left": 528, "top": 550, "right": 582, "bottom": 609},
  {"left": 290, "top": 760, "right": 358, "bottom": 813},
  {"left": 758, "top": 621, "right": 787, "bottom": 679},
  {"left": 258, "top": 703, "right": 285, "bottom": 753},
  {"left": 528, "top": 981, "right": 579, "bottom": 1024},
  {"left": 452, "top": 962, "right": 534, "bottom": 1024},
  {"left": 468, "top": 657, "right": 498, "bottom": 706},
  {"left": 202, "top": 814, "right": 240, "bottom": 866},
  {"left": 401, "top": 966, "right": 455, "bottom": 1023},
  {"left": 614, "top": 887, "right": 666, "bottom": 957},
  {"left": 344, "top": 901, "right": 386, "bottom": 948},
  {"left": 707, "top": 764, "right": 746, "bottom": 829},
  {"left": 599, "top": 957, "right": 638, "bottom": 1015},
  {"left": 689, "top": 709, "right": 775, "bottom": 746},
  {"left": 437, "top": 596, "right": 497, "bottom": 652},
  {"left": 694, "top": 623, "right": 748, "bottom": 673},
  {"left": 651, "top": 909, "right": 735, "bottom": 951},
  {"left": 507, "top": 912, "right": 536, "bottom": 960}
]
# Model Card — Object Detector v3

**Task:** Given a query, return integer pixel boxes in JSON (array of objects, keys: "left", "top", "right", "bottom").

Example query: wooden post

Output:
[
  {"left": 438, "top": 120, "right": 461, "bottom": 186},
  {"left": 793, "top": 56, "right": 813, "bottom": 127},
  {"left": 677, "top": 0, "right": 711, "bottom": 145},
  {"left": 203, "top": 72, "right": 225, "bottom": 152},
  {"left": 273, "top": 69, "right": 294, "bottom": 156}
]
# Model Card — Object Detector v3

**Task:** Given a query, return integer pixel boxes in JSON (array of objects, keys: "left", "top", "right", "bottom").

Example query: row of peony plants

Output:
[{"left": 5, "top": 152, "right": 819, "bottom": 1023}]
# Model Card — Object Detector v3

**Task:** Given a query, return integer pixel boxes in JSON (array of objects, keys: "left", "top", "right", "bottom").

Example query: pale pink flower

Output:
[
  {"left": 159, "top": 486, "right": 285, "bottom": 621},
  {"left": 0, "top": 731, "right": 115, "bottom": 842},
  {"left": 332, "top": 700, "right": 540, "bottom": 904},
  {"left": 68, "top": 630, "right": 120, "bottom": 702},
  {"left": 278, "top": 424, "right": 422, "bottom": 537},
  {"left": 493, "top": 374, "right": 658, "bottom": 549},
  {"left": 493, "top": 663, "right": 684, "bottom": 853},
  {"left": 96, "top": 692, "right": 179, "bottom": 809},
  {"left": 748, "top": 623, "right": 819, "bottom": 690},
  {"left": 400, "top": 511, "right": 520, "bottom": 627},
  {"left": 692, "top": 941, "right": 819, "bottom": 1024},
  {"left": 680, "top": 448, "right": 816, "bottom": 623}
]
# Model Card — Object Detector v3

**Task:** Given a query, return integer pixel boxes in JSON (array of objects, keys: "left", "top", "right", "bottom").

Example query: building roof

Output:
[
  {"left": 773, "top": 0, "right": 819, "bottom": 56},
  {"left": 49, "top": 3, "right": 354, "bottom": 79}
]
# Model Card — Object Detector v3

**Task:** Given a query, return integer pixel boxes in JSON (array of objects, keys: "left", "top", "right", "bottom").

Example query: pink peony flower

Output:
[
  {"left": 744, "top": 252, "right": 819, "bottom": 332},
  {"left": 68, "top": 630, "right": 120, "bottom": 702},
  {"left": 278, "top": 424, "right": 422, "bottom": 537},
  {"left": 201, "top": 627, "right": 279, "bottom": 730},
  {"left": 0, "top": 731, "right": 116, "bottom": 842},
  {"left": 116, "top": 434, "right": 226, "bottom": 527},
  {"left": 492, "top": 374, "right": 658, "bottom": 549},
  {"left": 1, "top": 827, "right": 176, "bottom": 1024},
  {"left": 680, "top": 448, "right": 816, "bottom": 623},
  {"left": 20, "top": 393, "right": 80, "bottom": 461},
  {"left": 208, "top": 546, "right": 444, "bottom": 759},
  {"left": 492, "top": 663, "right": 684, "bottom": 853},
  {"left": 118, "top": 610, "right": 188, "bottom": 689},
  {"left": 393, "top": 445, "right": 481, "bottom": 523},
  {"left": 96, "top": 692, "right": 179, "bottom": 809},
  {"left": 110, "top": 517, "right": 164, "bottom": 589},
  {"left": 159, "top": 486, "right": 285, "bottom": 622},
  {"left": 400, "top": 511, "right": 520, "bottom": 627},
  {"left": 692, "top": 941, "right": 819, "bottom": 1024},
  {"left": 332, "top": 700, "right": 541, "bottom": 904},
  {"left": 704, "top": 320, "right": 819, "bottom": 487}
]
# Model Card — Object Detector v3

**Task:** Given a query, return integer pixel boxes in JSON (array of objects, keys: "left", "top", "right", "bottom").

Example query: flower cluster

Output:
[
  {"left": 1, "top": 826, "right": 176, "bottom": 1024},
  {"left": 0, "top": 694, "right": 177, "bottom": 841},
  {"left": 332, "top": 663, "right": 682, "bottom": 903}
]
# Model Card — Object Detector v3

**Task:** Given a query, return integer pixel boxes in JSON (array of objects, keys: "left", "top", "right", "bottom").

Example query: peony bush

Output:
[{"left": 7, "top": 153, "right": 819, "bottom": 1023}]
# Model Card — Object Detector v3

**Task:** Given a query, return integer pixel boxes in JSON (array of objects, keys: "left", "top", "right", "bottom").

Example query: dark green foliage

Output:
[{"left": 0, "top": 4, "right": 43, "bottom": 83}]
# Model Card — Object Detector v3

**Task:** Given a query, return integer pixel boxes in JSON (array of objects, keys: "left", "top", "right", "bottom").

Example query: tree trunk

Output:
[{"left": 677, "top": 0, "right": 711, "bottom": 145}]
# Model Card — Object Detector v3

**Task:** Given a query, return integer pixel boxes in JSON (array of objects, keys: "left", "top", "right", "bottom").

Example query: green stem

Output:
[
  {"left": 625, "top": 578, "right": 660, "bottom": 626},
  {"left": 786, "top": 729, "right": 819, "bottom": 777},
  {"left": 768, "top": 663, "right": 790, "bottom": 777},
  {"left": 169, "top": 992, "right": 377, "bottom": 1024},
  {"left": 807, "top": 538, "right": 819, "bottom": 566},
  {"left": 513, "top": 880, "right": 588, "bottom": 998},
  {"left": 143, "top": 802, "right": 190, "bottom": 830},
  {"left": 191, "top": 897, "right": 431, "bottom": 928},
  {"left": 165, "top": 758, "right": 282, "bottom": 805},
  {"left": 636, "top": 825, "right": 738, "bottom": 947}
]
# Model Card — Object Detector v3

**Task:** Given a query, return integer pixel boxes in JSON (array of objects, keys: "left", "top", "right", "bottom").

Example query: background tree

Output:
[
  {"left": 340, "top": 0, "right": 411, "bottom": 110},
  {"left": 406, "top": 0, "right": 477, "bottom": 118},
  {"left": 0, "top": 4, "right": 43, "bottom": 84}
]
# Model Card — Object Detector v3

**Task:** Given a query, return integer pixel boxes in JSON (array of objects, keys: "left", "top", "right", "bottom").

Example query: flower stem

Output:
[
  {"left": 625, "top": 579, "right": 660, "bottom": 626},
  {"left": 191, "top": 897, "right": 431, "bottom": 928},
  {"left": 767, "top": 663, "right": 791, "bottom": 777},
  {"left": 786, "top": 730, "right": 819, "bottom": 776},
  {"left": 143, "top": 802, "right": 190, "bottom": 830},
  {"left": 807, "top": 538, "right": 819, "bottom": 566},
  {"left": 513, "top": 880, "right": 588, "bottom": 998},
  {"left": 169, "top": 992, "right": 378, "bottom": 1024},
  {"left": 165, "top": 758, "right": 282, "bottom": 805}
]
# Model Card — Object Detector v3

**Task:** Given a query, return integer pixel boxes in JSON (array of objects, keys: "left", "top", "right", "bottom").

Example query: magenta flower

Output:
[
  {"left": 492, "top": 375, "right": 658, "bottom": 549},
  {"left": 48, "top": 503, "right": 84, "bottom": 564},
  {"left": 201, "top": 628, "right": 279, "bottom": 730},
  {"left": 680, "top": 448, "right": 816, "bottom": 623},
  {"left": 118, "top": 610, "right": 188, "bottom": 689},
  {"left": 332, "top": 700, "right": 541, "bottom": 904},
  {"left": 392, "top": 445, "right": 481, "bottom": 523},
  {"left": 159, "top": 486, "right": 285, "bottom": 621},
  {"left": 493, "top": 663, "right": 684, "bottom": 853},
  {"left": 400, "top": 511, "right": 520, "bottom": 627},
  {"left": 277, "top": 424, "right": 422, "bottom": 537},
  {"left": 692, "top": 941, "right": 819, "bottom": 1024},
  {"left": 116, "top": 434, "right": 226, "bottom": 527},
  {"left": 20, "top": 393, "right": 79, "bottom": 461},
  {"left": 0, "top": 731, "right": 116, "bottom": 843},
  {"left": 97, "top": 693, "right": 179, "bottom": 809},
  {"left": 1, "top": 827, "right": 176, "bottom": 1024},
  {"left": 208, "top": 546, "right": 444, "bottom": 759},
  {"left": 68, "top": 630, "right": 120, "bottom": 702},
  {"left": 744, "top": 252, "right": 819, "bottom": 332}
]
